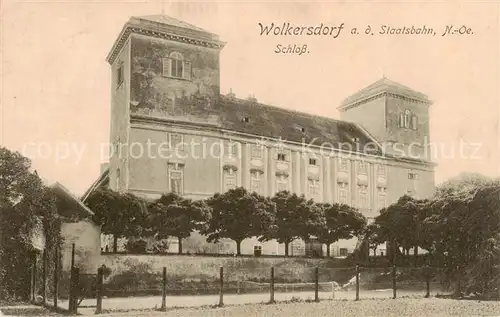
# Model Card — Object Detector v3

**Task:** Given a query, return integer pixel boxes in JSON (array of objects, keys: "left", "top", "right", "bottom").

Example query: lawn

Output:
[{"left": 91, "top": 297, "right": 500, "bottom": 317}]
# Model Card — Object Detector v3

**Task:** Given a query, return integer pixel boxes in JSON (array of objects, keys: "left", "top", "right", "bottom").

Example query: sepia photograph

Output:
[{"left": 0, "top": 1, "right": 499, "bottom": 316}]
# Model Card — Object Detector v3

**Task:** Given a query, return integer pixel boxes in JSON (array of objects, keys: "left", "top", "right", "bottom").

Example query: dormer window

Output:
[
  {"left": 277, "top": 153, "right": 287, "bottom": 161},
  {"left": 162, "top": 52, "right": 191, "bottom": 80},
  {"left": 309, "top": 158, "right": 317, "bottom": 166}
]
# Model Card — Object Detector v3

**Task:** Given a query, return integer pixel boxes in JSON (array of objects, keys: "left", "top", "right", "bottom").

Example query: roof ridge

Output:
[
  {"left": 340, "top": 77, "right": 429, "bottom": 108},
  {"left": 220, "top": 94, "right": 347, "bottom": 125},
  {"left": 134, "top": 14, "right": 216, "bottom": 35}
]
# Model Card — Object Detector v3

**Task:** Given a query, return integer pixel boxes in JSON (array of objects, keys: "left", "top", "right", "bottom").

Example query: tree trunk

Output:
[
  {"left": 326, "top": 243, "right": 331, "bottom": 257},
  {"left": 236, "top": 240, "right": 241, "bottom": 255},
  {"left": 285, "top": 242, "right": 290, "bottom": 256},
  {"left": 178, "top": 237, "right": 183, "bottom": 254},
  {"left": 113, "top": 235, "right": 118, "bottom": 253}
]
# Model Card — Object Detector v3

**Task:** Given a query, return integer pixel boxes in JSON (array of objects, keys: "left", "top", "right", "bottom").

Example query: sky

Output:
[{"left": 1, "top": 0, "right": 499, "bottom": 196}]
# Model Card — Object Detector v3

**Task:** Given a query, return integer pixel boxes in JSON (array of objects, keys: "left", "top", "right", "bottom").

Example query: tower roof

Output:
[
  {"left": 135, "top": 15, "right": 216, "bottom": 35},
  {"left": 106, "top": 14, "right": 225, "bottom": 64},
  {"left": 338, "top": 77, "right": 430, "bottom": 109}
]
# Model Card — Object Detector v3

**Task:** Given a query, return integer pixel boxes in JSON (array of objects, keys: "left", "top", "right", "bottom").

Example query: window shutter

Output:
[
  {"left": 399, "top": 113, "right": 404, "bottom": 127},
  {"left": 162, "top": 58, "right": 172, "bottom": 77},
  {"left": 412, "top": 115, "right": 418, "bottom": 130},
  {"left": 182, "top": 61, "right": 191, "bottom": 80}
]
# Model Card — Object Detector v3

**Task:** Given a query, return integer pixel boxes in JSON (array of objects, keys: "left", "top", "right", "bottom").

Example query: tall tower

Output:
[
  {"left": 337, "top": 78, "right": 433, "bottom": 162},
  {"left": 105, "top": 15, "right": 225, "bottom": 194}
]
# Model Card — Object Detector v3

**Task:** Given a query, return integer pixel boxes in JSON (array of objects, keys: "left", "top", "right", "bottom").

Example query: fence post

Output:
[
  {"left": 31, "top": 254, "right": 37, "bottom": 303},
  {"left": 425, "top": 266, "right": 430, "bottom": 298},
  {"left": 355, "top": 265, "right": 360, "bottom": 301},
  {"left": 70, "top": 243, "right": 75, "bottom": 270},
  {"left": 392, "top": 265, "right": 397, "bottom": 299},
  {"left": 269, "top": 267, "right": 275, "bottom": 304},
  {"left": 161, "top": 267, "right": 167, "bottom": 311},
  {"left": 69, "top": 267, "right": 80, "bottom": 315},
  {"left": 218, "top": 266, "right": 224, "bottom": 307},
  {"left": 42, "top": 249, "right": 47, "bottom": 305},
  {"left": 314, "top": 267, "right": 319, "bottom": 302},
  {"left": 53, "top": 248, "right": 58, "bottom": 309},
  {"left": 95, "top": 266, "right": 103, "bottom": 314}
]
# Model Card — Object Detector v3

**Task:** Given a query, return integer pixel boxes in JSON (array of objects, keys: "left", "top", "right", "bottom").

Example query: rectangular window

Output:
[
  {"left": 116, "top": 168, "right": 121, "bottom": 190},
  {"left": 339, "top": 188, "right": 348, "bottom": 204},
  {"left": 377, "top": 194, "right": 386, "bottom": 210},
  {"left": 377, "top": 164, "right": 386, "bottom": 176},
  {"left": 308, "top": 179, "right": 320, "bottom": 199},
  {"left": 117, "top": 64, "right": 124, "bottom": 87},
  {"left": 339, "top": 248, "right": 348, "bottom": 257},
  {"left": 169, "top": 133, "right": 183, "bottom": 151},
  {"left": 339, "top": 158, "right": 348, "bottom": 172},
  {"left": 277, "top": 153, "right": 286, "bottom": 161},
  {"left": 251, "top": 145, "right": 263, "bottom": 159},
  {"left": 358, "top": 186, "right": 368, "bottom": 209},
  {"left": 276, "top": 175, "right": 289, "bottom": 192},
  {"left": 408, "top": 172, "right": 417, "bottom": 180},
  {"left": 224, "top": 169, "right": 237, "bottom": 191},
  {"left": 250, "top": 171, "right": 262, "bottom": 194},
  {"left": 309, "top": 158, "right": 317, "bottom": 166},
  {"left": 358, "top": 161, "right": 367, "bottom": 174},
  {"left": 227, "top": 142, "right": 238, "bottom": 157}
]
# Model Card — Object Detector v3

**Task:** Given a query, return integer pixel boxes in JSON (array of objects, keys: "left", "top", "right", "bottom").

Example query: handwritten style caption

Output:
[{"left": 258, "top": 23, "right": 474, "bottom": 55}]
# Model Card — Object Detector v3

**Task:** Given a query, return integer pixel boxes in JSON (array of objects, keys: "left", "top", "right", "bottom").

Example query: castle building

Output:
[{"left": 83, "top": 15, "right": 435, "bottom": 256}]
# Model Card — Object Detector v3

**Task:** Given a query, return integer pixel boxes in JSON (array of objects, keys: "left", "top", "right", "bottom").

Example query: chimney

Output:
[
  {"left": 247, "top": 94, "right": 257, "bottom": 103},
  {"left": 227, "top": 88, "right": 236, "bottom": 98}
]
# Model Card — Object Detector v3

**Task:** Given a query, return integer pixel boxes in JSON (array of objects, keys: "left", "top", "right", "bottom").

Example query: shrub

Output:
[{"left": 125, "top": 239, "right": 148, "bottom": 253}]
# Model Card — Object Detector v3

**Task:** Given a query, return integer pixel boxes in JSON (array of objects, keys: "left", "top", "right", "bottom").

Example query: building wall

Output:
[
  {"left": 60, "top": 219, "right": 101, "bottom": 274},
  {"left": 339, "top": 95, "right": 387, "bottom": 142},
  {"left": 109, "top": 37, "right": 131, "bottom": 192},
  {"left": 129, "top": 33, "right": 221, "bottom": 119},
  {"left": 105, "top": 24, "right": 435, "bottom": 258},
  {"left": 117, "top": 122, "right": 434, "bottom": 256},
  {"left": 340, "top": 93, "right": 431, "bottom": 162}
]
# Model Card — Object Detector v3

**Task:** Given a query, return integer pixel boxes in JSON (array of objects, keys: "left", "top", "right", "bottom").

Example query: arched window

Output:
[
  {"left": 411, "top": 115, "right": 418, "bottom": 130},
  {"left": 399, "top": 113, "right": 405, "bottom": 127},
  {"left": 162, "top": 52, "right": 191, "bottom": 80},
  {"left": 170, "top": 52, "right": 184, "bottom": 78},
  {"left": 404, "top": 110, "right": 412, "bottom": 128}
]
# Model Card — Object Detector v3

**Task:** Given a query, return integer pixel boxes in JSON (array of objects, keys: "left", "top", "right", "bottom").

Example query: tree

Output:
[
  {"left": 261, "top": 191, "right": 319, "bottom": 256},
  {"left": 315, "top": 203, "right": 366, "bottom": 257},
  {"left": 423, "top": 176, "right": 500, "bottom": 297},
  {"left": 148, "top": 193, "right": 210, "bottom": 254},
  {"left": 204, "top": 188, "right": 275, "bottom": 255},
  {"left": 0, "top": 147, "right": 43, "bottom": 209},
  {"left": 373, "top": 195, "right": 423, "bottom": 261},
  {"left": 85, "top": 188, "right": 147, "bottom": 252},
  {"left": 0, "top": 147, "right": 59, "bottom": 300}
]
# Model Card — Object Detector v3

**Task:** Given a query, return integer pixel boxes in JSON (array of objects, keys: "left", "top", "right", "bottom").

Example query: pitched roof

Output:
[
  {"left": 50, "top": 182, "right": 95, "bottom": 219},
  {"left": 339, "top": 77, "right": 430, "bottom": 108},
  {"left": 107, "top": 15, "right": 223, "bottom": 64},
  {"left": 135, "top": 15, "right": 214, "bottom": 34},
  {"left": 81, "top": 168, "right": 109, "bottom": 203},
  {"left": 214, "top": 95, "right": 381, "bottom": 154},
  {"left": 128, "top": 14, "right": 220, "bottom": 41}
]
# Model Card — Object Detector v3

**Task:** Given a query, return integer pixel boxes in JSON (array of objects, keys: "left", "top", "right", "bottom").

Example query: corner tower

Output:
[
  {"left": 105, "top": 15, "right": 226, "bottom": 192},
  {"left": 337, "top": 78, "right": 433, "bottom": 161}
]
